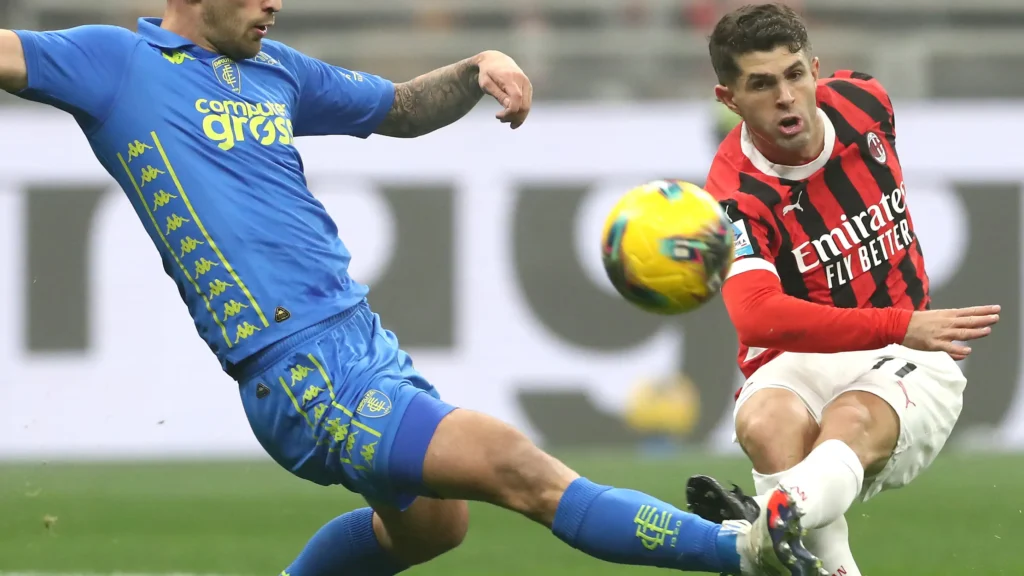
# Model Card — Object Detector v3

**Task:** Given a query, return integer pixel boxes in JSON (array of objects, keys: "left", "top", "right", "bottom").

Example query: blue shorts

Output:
[{"left": 232, "top": 300, "right": 456, "bottom": 510}]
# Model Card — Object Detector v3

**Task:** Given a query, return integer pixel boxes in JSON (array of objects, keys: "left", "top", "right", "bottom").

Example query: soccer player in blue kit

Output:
[{"left": 0, "top": 1, "right": 823, "bottom": 575}]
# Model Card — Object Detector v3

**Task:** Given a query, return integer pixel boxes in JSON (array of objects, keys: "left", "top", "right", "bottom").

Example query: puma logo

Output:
[
  {"left": 782, "top": 190, "right": 804, "bottom": 216},
  {"left": 897, "top": 380, "right": 916, "bottom": 409}
]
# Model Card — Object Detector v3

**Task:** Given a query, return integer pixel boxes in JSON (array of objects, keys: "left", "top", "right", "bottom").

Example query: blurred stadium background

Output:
[{"left": 1, "top": 0, "right": 1023, "bottom": 575}]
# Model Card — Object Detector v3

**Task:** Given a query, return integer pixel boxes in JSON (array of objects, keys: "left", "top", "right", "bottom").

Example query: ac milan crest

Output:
[{"left": 865, "top": 132, "right": 887, "bottom": 165}]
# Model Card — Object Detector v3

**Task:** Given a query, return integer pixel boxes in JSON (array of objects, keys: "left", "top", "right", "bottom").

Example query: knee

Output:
[
  {"left": 820, "top": 392, "right": 899, "bottom": 473},
  {"left": 383, "top": 499, "right": 469, "bottom": 565},
  {"left": 736, "top": 390, "right": 819, "bottom": 473},
  {"left": 823, "top": 397, "right": 874, "bottom": 437}
]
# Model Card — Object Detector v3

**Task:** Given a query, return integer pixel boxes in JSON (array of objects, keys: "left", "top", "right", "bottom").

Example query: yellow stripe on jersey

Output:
[
  {"left": 117, "top": 152, "right": 232, "bottom": 348},
  {"left": 151, "top": 131, "right": 270, "bottom": 328}
]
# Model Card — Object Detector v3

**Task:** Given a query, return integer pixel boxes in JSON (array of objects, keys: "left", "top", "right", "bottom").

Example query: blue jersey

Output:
[{"left": 14, "top": 18, "right": 396, "bottom": 370}]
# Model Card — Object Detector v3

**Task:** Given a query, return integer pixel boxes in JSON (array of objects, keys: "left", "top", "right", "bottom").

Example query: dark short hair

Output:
[{"left": 708, "top": 4, "right": 811, "bottom": 86}]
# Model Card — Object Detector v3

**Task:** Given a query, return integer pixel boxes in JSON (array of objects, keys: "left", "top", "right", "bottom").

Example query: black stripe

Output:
[
  {"left": 898, "top": 249, "right": 927, "bottom": 308},
  {"left": 884, "top": 130, "right": 899, "bottom": 163},
  {"left": 911, "top": 241, "right": 929, "bottom": 307},
  {"left": 822, "top": 104, "right": 896, "bottom": 309},
  {"left": 822, "top": 102, "right": 924, "bottom": 309},
  {"left": 895, "top": 362, "right": 918, "bottom": 378},
  {"left": 882, "top": 112, "right": 899, "bottom": 162},
  {"left": 776, "top": 178, "right": 856, "bottom": 307},
  {"left": 821, "top": 103, "right": 857, "bottom": 147},
  {"left": 737, "top": 174, "right": 810, "bottom": 301},
  {"left": 828, "top": 80, "right": 890, "bottom": 125},
  {"left": 829, "top": 79, "right": 900, "bottom": 162},
  {"left": 851, "top": 71, "right": 875, "bottom": 81}
]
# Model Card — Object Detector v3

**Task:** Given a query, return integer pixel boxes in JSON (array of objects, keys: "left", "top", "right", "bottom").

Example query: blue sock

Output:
[
  {"left": 282, "top": 508, "right": 408, "bottom": 576},
  {"left": 551, "top": 477, "right": 742, "bottom": 574}
]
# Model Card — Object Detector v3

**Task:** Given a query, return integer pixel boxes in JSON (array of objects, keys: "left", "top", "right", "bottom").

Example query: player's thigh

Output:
[
  {"left": 236, "top": 301, "right": 455, "bottom": 508},
  {"left": 817, "top": 389, "right": 901, "bottom": 476},
  {"left": 832, "top": 345, "right": 966, "bottom": 501},
  {"left": 368, "top": 496, "right": 469, "bottom": 565},
  {"left": 418, "top": 408, "right": 580, "bottom": 526},
  {"left": 733, "top": 352, "right": 828, "bottom": 472}
]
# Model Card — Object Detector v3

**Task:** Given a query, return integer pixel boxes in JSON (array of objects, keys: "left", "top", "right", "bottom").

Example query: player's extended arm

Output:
[
  {"left": 723, "top": 270, "right": 911, "bottom": 354},
  {"left": 724, "top": 270, "right": 999, "bottom": 358},
  {"left": 374, "top": 50, "right": 532, "bottom": 138},
  {"left": 0, "top": 30, "right": 28, "bottom": 93}
]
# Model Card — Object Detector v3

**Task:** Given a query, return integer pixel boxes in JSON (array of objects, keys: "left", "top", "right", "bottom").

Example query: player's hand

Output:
[
  {"left": 475, "top": 50, "right": 532, "bottom": 129},
  {"left": 902, "top": 305, "right": 1001, "bottom": 360}
]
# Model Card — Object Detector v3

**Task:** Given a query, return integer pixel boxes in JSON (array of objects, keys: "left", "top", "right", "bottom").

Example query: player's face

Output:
[
  {"left": 716, "top": 47, "right": 821, "bottom": 164},
  {"left": 200, "top": 0, "right": 280, "bottom": 60}
]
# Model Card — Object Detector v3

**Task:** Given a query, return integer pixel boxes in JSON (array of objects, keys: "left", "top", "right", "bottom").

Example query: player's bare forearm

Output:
[
  {"left": 0, "top": 30, "right": 28, "bottom": 93},
  {"left": 373, "top": 56, "right": 485, "bottom": 138}
]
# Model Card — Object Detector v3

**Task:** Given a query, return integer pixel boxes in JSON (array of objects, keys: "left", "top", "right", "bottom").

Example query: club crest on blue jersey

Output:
[
  {"left": 356, "top": 389, "right": 393, "bottom": 418},
  {"left": 212, "top": 57, "right": 242, "bottom": 93}
]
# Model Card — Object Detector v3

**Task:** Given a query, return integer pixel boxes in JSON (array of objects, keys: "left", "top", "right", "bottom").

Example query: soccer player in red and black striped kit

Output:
[{"left": 683, "top": 4, "right": 1002, "bottom": 575}]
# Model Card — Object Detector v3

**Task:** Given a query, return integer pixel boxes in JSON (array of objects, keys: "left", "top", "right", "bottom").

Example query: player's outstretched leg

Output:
[
  {"left": 281, "top": 497, "right": 468, "bottom": 576},
  {"left": 416, "top": 407, "right": 822, "bottom": 575},
  {"left": 686, "top": 475, "right": 860, "bottom": 576},
  {"left": 691, "top": 387, "right": 862, "bottom": 575},
  {"left": 762, "top": 390, "right": 897, "bottom": 531},
  {"left": 754, "top": 471, "right": 862, "bottom": 576}
]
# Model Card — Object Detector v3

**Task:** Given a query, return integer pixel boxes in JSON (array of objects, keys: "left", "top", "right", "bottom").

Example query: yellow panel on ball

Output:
[{"left": 601, "top": 179, "right": 735, "bottom": 315}]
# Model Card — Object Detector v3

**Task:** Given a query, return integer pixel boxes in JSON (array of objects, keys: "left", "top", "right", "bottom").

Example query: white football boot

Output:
[{"left": 724, "top": 486, "right": 828, "bottom": 576}]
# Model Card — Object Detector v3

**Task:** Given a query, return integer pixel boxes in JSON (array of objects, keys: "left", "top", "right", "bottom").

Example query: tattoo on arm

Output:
[{"left": 374, "top": 57, "right": 485, "bottom": 138}]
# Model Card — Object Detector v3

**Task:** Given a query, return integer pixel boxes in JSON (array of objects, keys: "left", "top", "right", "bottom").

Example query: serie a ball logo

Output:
[{"left": 601, "top": 180, "right": 736, "bottom": 315}]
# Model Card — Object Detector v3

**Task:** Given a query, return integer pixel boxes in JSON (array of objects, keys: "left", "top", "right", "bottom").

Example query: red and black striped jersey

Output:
[{"left": 706, "top": 71, "right": 931, "bottom": 378}]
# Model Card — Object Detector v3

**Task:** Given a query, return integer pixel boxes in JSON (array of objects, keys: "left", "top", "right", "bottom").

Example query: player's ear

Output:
[
  {"left": 715, "top": 84, "right": 740, "bottom": 115},
  {"left": 810, "top": 56, "right": 820, "bottom": 81}
]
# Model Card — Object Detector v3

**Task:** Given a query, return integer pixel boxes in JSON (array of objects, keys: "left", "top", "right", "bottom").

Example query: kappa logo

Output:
[
  {"left": 866, "top": 132, "right": 887, "bottom": 165},
  {"left": 163, "top": 50, "right": 195, "bottom": 65},
  {"left": 356, "top": 390, "right": 393, "bottom": 418},
  {"left": 212, "top": 57, "right": 243, "bottom": 93},
  {"left": 254, "top": 52, "right": 281, "bottom": 67}
]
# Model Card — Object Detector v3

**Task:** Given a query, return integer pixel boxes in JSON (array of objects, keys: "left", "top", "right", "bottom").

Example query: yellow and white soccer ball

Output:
[{"left": 601, "top": 180, "right": 735, "bottom": 315}]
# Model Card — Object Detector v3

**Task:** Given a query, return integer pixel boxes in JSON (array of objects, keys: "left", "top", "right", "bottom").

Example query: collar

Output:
[
  {"left": 740, "top": 107, "right": 835, "bottom": 181},
  {"left": 137, "top": 17, "right": 195, "bottom": 50}
]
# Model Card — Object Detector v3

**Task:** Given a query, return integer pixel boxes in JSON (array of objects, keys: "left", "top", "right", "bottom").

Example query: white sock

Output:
[
  {"left": 753, "top": 467, "right": 862, "bottom": 576},
  {"left": 804, "top": 515, "right": 862, "bottom": 576},
  {"left": 775, "top": 439, "right": 864, "bottom": 529}
]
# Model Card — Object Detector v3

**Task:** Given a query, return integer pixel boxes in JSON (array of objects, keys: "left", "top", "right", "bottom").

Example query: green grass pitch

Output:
[{"left": 1, "top": 452, "right": 1022, "bottom": 575}]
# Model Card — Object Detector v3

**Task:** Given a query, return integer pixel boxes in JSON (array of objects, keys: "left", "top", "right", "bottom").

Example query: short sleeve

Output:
[
  {"left": 705, "top": 159, "right": 781, "bottom": 280},
  {"left": 285, "top": 48, "right": 396, "bottom": 138},
  {"left": 15, "top": 25, "right": 136, "bottom": 126}
]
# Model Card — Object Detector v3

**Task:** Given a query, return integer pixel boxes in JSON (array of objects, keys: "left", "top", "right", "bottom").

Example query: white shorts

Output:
[{"left": 733, "top": 344, "right": 966, "bottom": 501}]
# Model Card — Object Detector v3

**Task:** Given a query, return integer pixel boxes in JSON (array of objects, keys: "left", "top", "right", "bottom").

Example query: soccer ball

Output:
[{"left": 601, "top": 179, "right": 735, "bottom": 315}]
